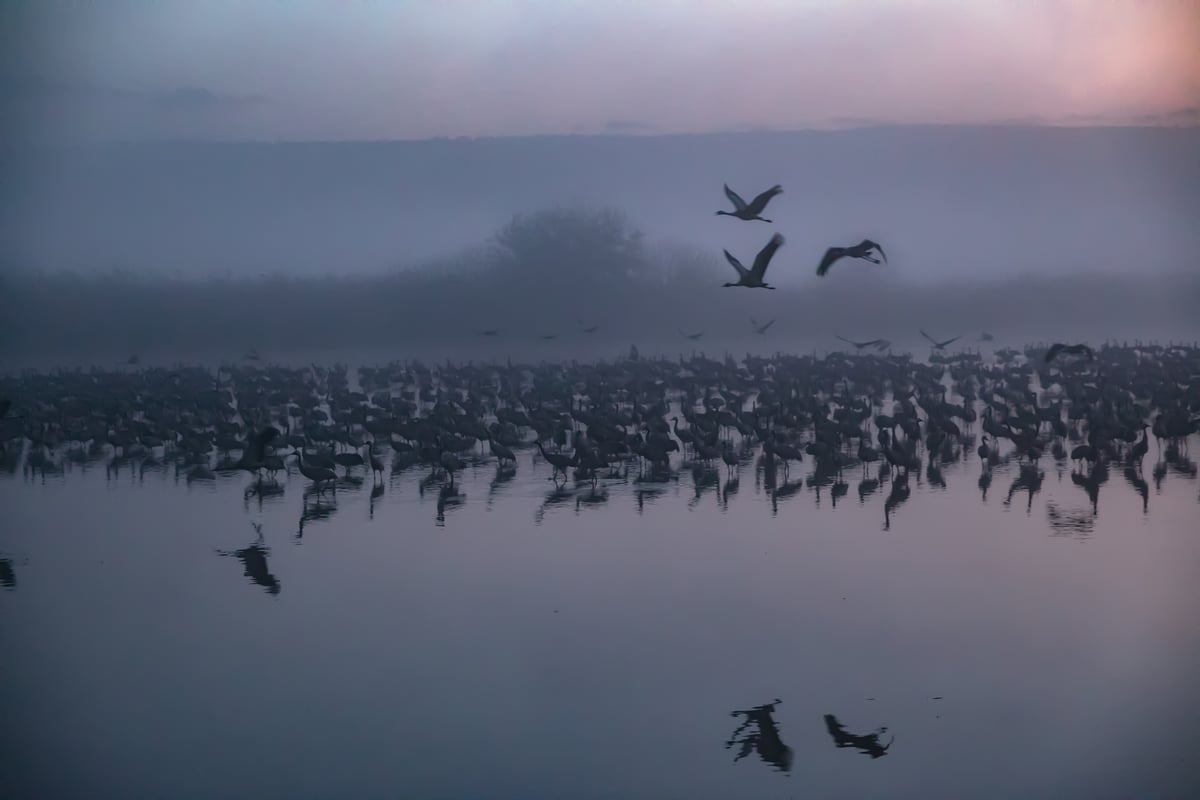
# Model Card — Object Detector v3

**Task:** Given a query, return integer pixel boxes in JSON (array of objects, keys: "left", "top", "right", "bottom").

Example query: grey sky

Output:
[{"left": 3, "top": 0, "right": 1199, "bottom": 142}]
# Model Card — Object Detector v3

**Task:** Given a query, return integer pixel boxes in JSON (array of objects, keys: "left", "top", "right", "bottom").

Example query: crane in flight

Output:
[
  {"left": 1045, "top": 343, "right": 1094, "bottom": 363},
  {"left": 836, "top": 335, "right": 887, "bottom": 352},
  {"left": 751, "top": 318, "right": 776, "bottom": 335},
  {"left": 920, "top": 330, "right": 962, "bottom": 350},
  {"left": 716, "top": 183, "right": 783, "bottom": 223},
  {"left": 680, "top": 329, "right": 704, "bottom": 341},
  {"left": 723, "top": 233, "right": 785, "bottom": 289},
  {"left": 816, "top": 239, "right": 887, "bottom": 277},
  {"left": 578, "top": 321, "right": 601, "bottom": 334}
]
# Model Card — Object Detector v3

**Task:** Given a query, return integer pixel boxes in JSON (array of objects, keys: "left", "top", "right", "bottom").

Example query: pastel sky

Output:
[{"left": 3, "top": 0, "right": 1199, "bottom": 141}]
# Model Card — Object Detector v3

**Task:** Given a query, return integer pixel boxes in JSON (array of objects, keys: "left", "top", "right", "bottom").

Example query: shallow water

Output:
[{"left": 3, "top": 435, "right": 1200, "bottom": 799}]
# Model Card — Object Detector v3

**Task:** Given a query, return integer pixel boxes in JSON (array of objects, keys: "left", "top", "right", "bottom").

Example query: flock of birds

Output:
[
  {"left": 715, "top": 182, "right": 886, "bottom": 289},
  {"left": 2, "top": 339, "right": 1198, "bottom": 546}
]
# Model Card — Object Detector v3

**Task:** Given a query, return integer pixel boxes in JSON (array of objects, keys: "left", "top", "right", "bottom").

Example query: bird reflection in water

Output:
[
  {"left": 487, "top": 464, "right": 517, "bottom": 509},
  {"left": 824, "top": 713, "right": 893, "bottom": 759},
  {"left": 770, "top": 479, "right": 803, "bottom": 516},
  {"left": 883, "top": 472, "right": 910, "bottom": 530},
  {"left": 1122, "top": 467, "right": 1149, "bottom": 513},
  {"left": 436, "top": 484, "right": 463, "bottom": 525},
  {"left": 297, "top": 488, "right": 338, "bottom": 539},
  {"left": 1045, "top": 502, "right": 1095, "bottom": 538},
  {"left": 633, "top": 485, "right": 666, "bottom": 515},
  {"left": 243, "top": 478, "right": 285, "bottom": 510},
  {"left": 725, "top": 699, "right": 793, "bottom": 774},
  {"left": 215, "top": 522, "right": 280, "bottom": 595},
  {"left": 689, "top": 465, "right": 719, "bottom": 509},
  {"left": 535, "top": 485, "right": 574, "bottom": 525},
  {"left": 721, "top": 476, "right": 739, "bottom": 510},
  {"left": 1070, "top": 462, "right": 1107, "bottom": 514},
  {"left": 368, "top": 481, "right": 384, "bottom": 519},
  {"left": 1004, "top": 463, "right": 1044, "bottom": 513},
  {"left": 575, "top": 488, "right": 608, "bottom": 514}
]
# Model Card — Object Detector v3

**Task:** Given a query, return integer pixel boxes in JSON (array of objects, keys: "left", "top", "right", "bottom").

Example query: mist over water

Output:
[
  {"left": 4, "top": 97, "right": 1200, "bottom": 800},
  {"left": 4, "top": 126, "right": 1198, "bottom": 281}
]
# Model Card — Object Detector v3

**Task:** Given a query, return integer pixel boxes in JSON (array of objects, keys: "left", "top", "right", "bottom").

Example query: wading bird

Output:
[
  {"left": 723, "top": 233, "right": 785, "bottom": 289},
  {"left": 816, "top": 239, "right": 887, "bottom": 277},
  {"left": 716, "top": 183, "right": 783, "bottom": 223}
]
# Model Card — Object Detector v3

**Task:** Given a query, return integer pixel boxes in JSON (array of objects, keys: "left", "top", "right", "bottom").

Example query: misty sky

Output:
[{"left": 4, "top": 0, "right": 1199, "bottom": 142}]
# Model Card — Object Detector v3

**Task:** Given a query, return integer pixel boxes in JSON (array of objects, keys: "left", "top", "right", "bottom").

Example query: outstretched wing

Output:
[
  {"left": 723, "top": 249, "right": 750, "bottom": 279},
  {"left": 865, "top": 239, "right": 887, "bottom": 263},
  {"left": 940, "top": 334, "right": 963, "bottom": 348},
  {"left": 835, "top": 335, "right": 856, "bottom": 346},
  {"left": 859, "top": 338, "right": 884, "bottom": 348},
  {"left": 1045, "top": 343, "right": 1065, "bottom": 363},
  {"left": 758, "top": 318, "right": 776, "bottom": 333},
  {"left": 751, "top": 233, "right": 785, "bottom": 280},
  {"left": 919, "top": 329, "right": 939, "bottom": 346},
  {"left": 816, "top": 247, "right": 843, "bottom": 277},
  {"left": 1080, "top": 344, "right": 1095, "bottom": 360},
  {"left": 746, "top": 184, "right": 783, "bottom": 215},
  {"left": 723, "top": 184, "right": 748, "bottom": 211}
]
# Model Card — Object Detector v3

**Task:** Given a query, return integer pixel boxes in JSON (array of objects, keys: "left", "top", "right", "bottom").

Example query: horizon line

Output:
[{"left": 5, "top": 120, "right": 1197, "bottom": 148}]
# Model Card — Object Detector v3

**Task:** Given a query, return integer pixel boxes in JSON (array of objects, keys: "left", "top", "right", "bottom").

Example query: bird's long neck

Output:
[{"left": 715, "top": 210, "right": 731, "bottom": 217}]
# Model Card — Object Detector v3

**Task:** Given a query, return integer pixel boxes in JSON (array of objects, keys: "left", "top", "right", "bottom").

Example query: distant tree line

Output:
[{"left": 0, "top": 206, "right": 1196, "bottom": 359}]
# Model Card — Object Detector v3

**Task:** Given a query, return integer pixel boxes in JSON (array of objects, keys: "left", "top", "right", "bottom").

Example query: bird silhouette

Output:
[
  {"left": 836, "top": 335, "right": 886, "bottom": 351},
  {"left": 723, "top": 233, "right": 785, "bottom": 289},
  {"left": 816, "top": 239, "right": 887, "bottom": 276},
  {"left": 751, "top": 318, "right": 776, "bottom": 335},
  {"left": 716, "top": 183, "right": 783, "bottom": 222},
  {"left": 920, "top": 330, "right": 962, "bottom": 349}
]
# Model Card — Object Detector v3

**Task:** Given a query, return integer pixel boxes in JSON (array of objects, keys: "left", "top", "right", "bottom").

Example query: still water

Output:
[{"left": 3, "top": 432, "right": 1199, "bottom": 799}]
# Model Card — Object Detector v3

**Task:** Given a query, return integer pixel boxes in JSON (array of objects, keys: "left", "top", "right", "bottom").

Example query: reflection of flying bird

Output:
[
  {"left": 751, "top": 318, "right": 776, "bottom": 335},
  {"left": 716, "top": 183, "right": 783, "bottom": 223},
  {"left": 1045, "top": 342, "right": 1094, "bottom": 363},
  {"left": 723, "top": 233, "right": 785, "bottom": 289},
  {"left": 824, "top": 714, "right": 893, "bottom": 759},
  {"left": 816, "top": 239, "right": 887, "bottom": 277},
  {"left": 920, "top": 330, "right": 962, "bottom": 349},
  {"left": 679, "top": 329, "right": 705, "bottom": 341},
  {"left": 726, "top": 699, "right": 793, "bottom": 774},
  {"left": 836, "top": 335, "right": 886, "bottom": 351}
]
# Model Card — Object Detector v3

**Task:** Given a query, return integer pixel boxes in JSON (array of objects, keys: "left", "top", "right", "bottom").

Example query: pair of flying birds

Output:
[{"left": 716, "top": 183, "right": 887, "bottom": 289}]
